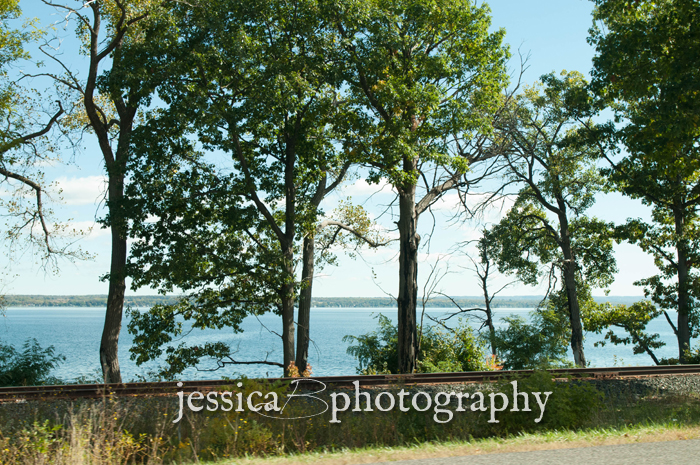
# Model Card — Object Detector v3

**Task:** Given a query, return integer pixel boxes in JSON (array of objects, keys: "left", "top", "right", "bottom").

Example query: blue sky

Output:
[{"left": 3, "top": 0, "right": 655, "bottom": 298}]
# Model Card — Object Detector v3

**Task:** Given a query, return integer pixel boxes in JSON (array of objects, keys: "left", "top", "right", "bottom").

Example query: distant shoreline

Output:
[{"left": 3, "top": 294, "right": 646, "bottom": 309}]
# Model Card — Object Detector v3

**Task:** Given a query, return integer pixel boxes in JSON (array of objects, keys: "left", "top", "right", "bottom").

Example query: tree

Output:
[
  {"left": 125, "top": 0, "right": 354, "bottom": 376},
  {"left": 35, "top": 0, "right": 168, "bottom": 382},
  {"left": 589, "top": 0, "right": 700, "bottom": 362},
  {"left": 331, "top": 0, "right": 509, "bottom": 373},
  {"left": 489, "top": 71, "right": 617, "bottom": 367}
]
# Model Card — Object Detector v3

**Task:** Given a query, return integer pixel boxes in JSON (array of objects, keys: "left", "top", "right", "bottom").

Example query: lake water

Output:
[{"left": 0, "top": 307, "right": 695, "bottom": 382}]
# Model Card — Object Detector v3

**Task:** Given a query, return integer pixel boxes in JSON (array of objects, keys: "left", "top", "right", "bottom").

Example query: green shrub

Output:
[
  {"left": 489, "top": 370, "right": 603, "bottom": 434},
  {"left": 417, "top": 322, "right": 488, "bottom": 373},
  {"left": 344, "top": 314, "right": 488, "bottom": 374},
  {"left": 343, "top": 314, "right": 398, "bottom": 374},
  {"left": 493, "top": 300, "right": 573, "bottom": 370},
  {"left": 683, "top": 345, "right": 700, "bottom": 364},
  {"left": 0, "top": 338, "right": 65, "bottom": 386}
]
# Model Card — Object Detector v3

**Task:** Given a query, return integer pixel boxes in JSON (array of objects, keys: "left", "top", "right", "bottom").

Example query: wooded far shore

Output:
[{"left": 3, "top": 295, "right": 645, "bottom": 309}]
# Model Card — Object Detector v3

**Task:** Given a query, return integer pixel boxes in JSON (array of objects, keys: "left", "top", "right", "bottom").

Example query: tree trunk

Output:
[
  {"left": 281, "top": 244, "right": 296, "bottom": 376},
  {"left": 295, "top": 234, "right": 315, "bottom": 374},
  {"left": 100, "top": 171, "right": 126, "bottom": 384},
  {"left": 397, "top": 163, "right": 419, "bottom": 374},
  {"left": 478, "top": 243, "right": 497, "bottom": 356},
  {"left": 559, "top": 214, "right": 586, "bottom": 368},
  {"left": 674, "top": 208, "right": 691, "bottom": 363},
  {"left": 482, "top": 285, "right": 497, "bottom": 356}
]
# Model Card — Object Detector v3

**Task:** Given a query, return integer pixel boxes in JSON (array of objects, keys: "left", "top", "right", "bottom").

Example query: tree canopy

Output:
[{"left": 8, "top": 0, "right": 700, "bottom": 383}]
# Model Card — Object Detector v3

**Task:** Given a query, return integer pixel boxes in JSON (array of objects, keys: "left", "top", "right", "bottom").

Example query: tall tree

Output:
[
  {"left": 331, "top": 0, "right": 509, "bottom": 373},
  {"left": 589, "top": 0, "right": 700, "bottom": 362},
  {"left": 489, "top": 71, "right": 617, "bottom": 367},
  {"left": 35, "top": 0, "right": 167, "bottom": 382},
  {"left": 125, "top": 0, "right": 350, "bottom": 376}
]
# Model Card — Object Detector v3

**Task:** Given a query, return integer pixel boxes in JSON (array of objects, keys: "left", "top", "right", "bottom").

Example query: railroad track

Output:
[{"left": 2, "top": 365, "right": 699, "bottom": 403}]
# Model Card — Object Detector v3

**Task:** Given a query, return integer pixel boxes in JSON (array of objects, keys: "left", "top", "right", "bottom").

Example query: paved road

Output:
[{"left": 373, "top": 439, "right": 700, "bottom": 465}]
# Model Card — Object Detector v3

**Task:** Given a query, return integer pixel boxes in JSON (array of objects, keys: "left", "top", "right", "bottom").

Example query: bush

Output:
[
  {"left": 343, "top": 314, "right": 398, "bottom": 374},
  {"left": 3, "top": 371, "right": 697, "bottom": 463},
  {"left": 489, "top": 370, "right": 603, "bottom": 434},
  {"left": 344, "top": 314, "right": 489, "bottom": 374},
  {"left": 417, "top": 321, "right": 488, "bottom": 373},
  {"left": 0, "top": 338, "right": 65, "bottom": 386},
  {"left": 493, "top": 299, "right": 573, "bottom": 370},
  {"left": 682, "top": 345, "right": 700, "bottom": 364}
]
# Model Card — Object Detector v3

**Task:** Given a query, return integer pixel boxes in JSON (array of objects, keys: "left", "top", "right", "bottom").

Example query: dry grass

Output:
[
  {"left": 0, "top": 376, "right": 698, "bottom": 464},
  {"left": 197, "top": 424, "right": 700, "bottom": 465}
]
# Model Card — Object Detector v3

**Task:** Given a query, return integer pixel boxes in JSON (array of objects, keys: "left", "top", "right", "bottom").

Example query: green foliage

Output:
[
  {"left": 0, "top": 338, "right": 65, "bottom": 387},
  {"left": 491, "top": 371, "right": 603, "bottom": 434},
  {"left": 613, "top": 217, "right": 700, "bottom": 340},
  {"left": 492, "top": 301, "right": 573, "bottom": 371},
  {"left": 344, "top": 314, "right": 488, "bottom": 374},
  {"left": 0, "top": 0, "right": 26, "bottom": 112},
  {"left": 0, "top": 0, "right": 85, "bottom": 266},
  {"left": 589, "top": 0, "right": 700, "bottom": 157},
  {"left": 335, "top": 0, "right": 510, "bottom": 187},
  {"left": 484, "top": 202, "right": 557, "bottom": 287},
  {"left": 680, "top": 343, "right": 700, "bottom": 365},
  {"left": 316, "top": 199, "right": 387, "bottom": 267},
  {"left": 344, "top": 314, "right": 398, "bottom": 374},
  {"left": 583, "top": 300, "right": 666, "bottom": 365},
  {"left": 417, "top": 321, "right": 488, "bottom": 373},
  {"left": 126, "top": 297, "right": 264, "bottom": 380},
  {"left": 124, "top": 0, "right": 512, "bottom": 376},
  {"left": 334, "top": 0, "right": 509, "bottom": 373}
]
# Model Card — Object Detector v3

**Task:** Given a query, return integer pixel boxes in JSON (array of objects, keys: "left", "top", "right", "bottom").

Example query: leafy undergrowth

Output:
[{"left": 0, "top": 373, "right": 698, "bottom": 464}]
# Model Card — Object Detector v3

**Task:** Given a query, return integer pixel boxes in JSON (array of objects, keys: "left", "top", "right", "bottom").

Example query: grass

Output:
[
  {"left": 191, "top": 422, "right": 700, "bottom": 465},
  {"left": 0, "top": 374, "right": 699, "bottom": 464}
]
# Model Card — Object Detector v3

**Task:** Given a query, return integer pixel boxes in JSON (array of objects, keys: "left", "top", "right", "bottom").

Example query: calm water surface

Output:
[{"left": 0, "top": 307, "right": 694, "bottom": 382}]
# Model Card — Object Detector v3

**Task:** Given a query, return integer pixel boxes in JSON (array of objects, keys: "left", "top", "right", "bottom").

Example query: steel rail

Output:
[{"left": 1, "top": 365, "right": 699, "bottom": 403}]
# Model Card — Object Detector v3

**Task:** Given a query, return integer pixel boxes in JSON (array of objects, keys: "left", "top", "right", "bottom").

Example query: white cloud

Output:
[
  {"left": 53, "top": 175, "right": 107, "bottom": 206},
  {"left": 340, "top": 178, "right": 394, "bottom": 197}
]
